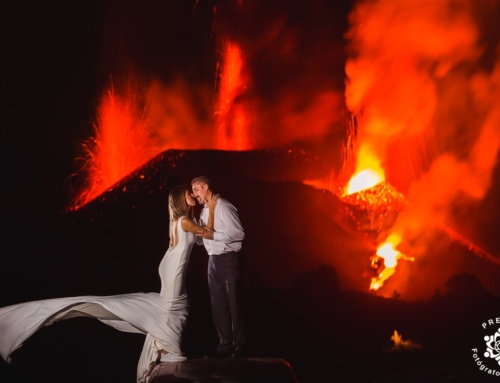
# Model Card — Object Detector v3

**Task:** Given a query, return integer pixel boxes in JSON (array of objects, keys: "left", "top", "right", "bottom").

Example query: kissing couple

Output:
[{"left": 0, "top": 176, "right": 246, "bottom": 383}]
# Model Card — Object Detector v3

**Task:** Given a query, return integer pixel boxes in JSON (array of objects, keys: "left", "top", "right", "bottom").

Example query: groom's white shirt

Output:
[{"left": 197, "top": 197, "right": 244, "bottom": 255}]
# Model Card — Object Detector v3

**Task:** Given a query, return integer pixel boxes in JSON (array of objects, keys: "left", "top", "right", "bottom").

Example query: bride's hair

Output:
[{"left": 168, "top": 185, "right": 192, "bottom": 221}]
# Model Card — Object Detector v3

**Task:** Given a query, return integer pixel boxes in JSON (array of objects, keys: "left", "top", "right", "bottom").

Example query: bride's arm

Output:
[{"left": 181, "top": 217, "right": 208, "bottom": 234}]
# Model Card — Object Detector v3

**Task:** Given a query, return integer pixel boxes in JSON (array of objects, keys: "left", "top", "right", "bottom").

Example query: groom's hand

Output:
[{"left": 195, "top": 227, "right": 214, "bottom": 240}]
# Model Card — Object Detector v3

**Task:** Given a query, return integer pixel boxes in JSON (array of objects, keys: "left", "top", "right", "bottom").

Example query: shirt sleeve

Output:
[{"left": 213, "top": 200, "right": 245, "bottom": 243}]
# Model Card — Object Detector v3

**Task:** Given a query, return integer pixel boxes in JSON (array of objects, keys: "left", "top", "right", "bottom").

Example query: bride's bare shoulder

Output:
[{"left": 180, "top": 216, "right": 198, "bottom": 233}]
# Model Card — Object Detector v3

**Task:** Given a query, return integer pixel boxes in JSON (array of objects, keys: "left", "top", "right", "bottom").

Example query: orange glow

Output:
[
  {"left": 71, "top": 83, "right": 156, "bottom": 209},
  {"left": 370, "top": 234, "right": 414, "bottom": 291},
  {"left": 341, "top": 0, "right": 481, "bottom": 295},
  {"left": 343, "top": 144, "right": 385, "bottom": 195},
  {"left": 390, "top": 330, "right": 422, "bottom": 351},
  {"left": 344, "top": 169, "right": 383, "bottom": 195},
  {"left": 215, "top": 41, "right": 251, "bottom": 150},
  {"left": 377, "top": 241, "right": 400, "bottom": 268},
  {"left": 302, "top": 171, "right": 336, "bottom": 192}
]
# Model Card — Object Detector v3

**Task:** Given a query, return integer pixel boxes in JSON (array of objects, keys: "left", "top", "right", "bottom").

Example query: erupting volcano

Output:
[
  {"left": 4, "top": 1, "right": 500, "bottom": 382},
  {"left": 64, "top": 0, "right": 500, "bottom": 299}
]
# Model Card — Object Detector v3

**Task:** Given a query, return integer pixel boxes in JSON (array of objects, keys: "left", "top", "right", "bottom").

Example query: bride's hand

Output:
[{"left": 207, "top": 193, "right": 219, "bottom": 210}]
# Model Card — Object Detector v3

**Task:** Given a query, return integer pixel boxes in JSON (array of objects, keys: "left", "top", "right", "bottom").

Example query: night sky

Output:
[{"left": 2, "top": 1, "right": 500, "bottom": 382}]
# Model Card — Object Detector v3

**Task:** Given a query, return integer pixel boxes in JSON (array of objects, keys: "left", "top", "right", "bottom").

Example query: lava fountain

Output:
[
  {"left": 214, "top": 40, "right": 252, "bottom": 150},
  {"left": 341, "top": 143, "right": 385, "bottom": 195},
  {"left": 71, "top": 83, "right": 157, "bottom": 210},
  {"left": 71, "top": 5, "right": 255, "bottom": 209}
]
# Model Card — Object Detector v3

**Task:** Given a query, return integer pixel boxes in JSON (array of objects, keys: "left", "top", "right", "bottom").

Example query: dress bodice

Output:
[{"left": 159, "top": 216, "right": 195, "bottom": 300}]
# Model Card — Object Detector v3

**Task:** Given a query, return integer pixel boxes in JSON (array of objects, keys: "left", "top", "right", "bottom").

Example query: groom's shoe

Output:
[{"left": 204, "top": 350, "right": 232, "bottom": 359}]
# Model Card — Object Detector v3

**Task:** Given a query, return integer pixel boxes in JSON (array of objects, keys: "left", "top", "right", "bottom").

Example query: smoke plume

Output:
[{"left": 344, "top": 0, "right": 500, "bottom": 298}]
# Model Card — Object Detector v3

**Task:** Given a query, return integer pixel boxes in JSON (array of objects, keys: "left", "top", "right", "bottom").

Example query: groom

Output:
[{"left": 191, "top": 176, "right": 247, "bottom": 358}]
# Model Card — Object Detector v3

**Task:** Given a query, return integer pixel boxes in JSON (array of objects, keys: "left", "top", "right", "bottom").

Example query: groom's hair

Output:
[{"left": 191, "top": 176, "right": 212, "bottom": 189}]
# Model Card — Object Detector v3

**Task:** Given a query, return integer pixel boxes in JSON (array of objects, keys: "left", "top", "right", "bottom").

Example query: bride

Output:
[{"left": 0, "top": 184, "right": 218, "bottom": 383}]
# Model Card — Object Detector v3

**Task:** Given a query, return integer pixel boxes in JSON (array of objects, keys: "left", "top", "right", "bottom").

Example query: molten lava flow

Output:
[
  {"left": 389, "top": 330, "right": 422, "bottom": 351},
  {"left": 337, "top": 155, "right": 410, "bottom": 292},
  {"left": 214, "top": 41, "right": 251, "bottom": 150},
  {"left": 369, "top": 235, "right": 414, "bottom": 291}
]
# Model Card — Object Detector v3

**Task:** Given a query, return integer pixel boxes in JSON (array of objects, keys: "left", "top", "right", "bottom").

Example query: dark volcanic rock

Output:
[{"left": 73, "top": 148, "right": 332, "bottom": 215}]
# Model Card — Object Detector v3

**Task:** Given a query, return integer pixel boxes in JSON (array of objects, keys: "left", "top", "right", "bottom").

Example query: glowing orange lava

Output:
[
  {"left": 343, "top": 144, "right": 385, "bottom": 196},
  {"left": 344, "top": 169, "right": 383, "bottom": 195},
  {"left": 370, "top": 235, "right": 414, "bottom": 291},
  {"left": 390, "top": 330, "right": 422, "bottom": 351},
  {"left": 215, "top": 41, "right": 251, "bottom": 150},
  {"left": 71, "top": 84, "right": 156, "bottom": 209}
]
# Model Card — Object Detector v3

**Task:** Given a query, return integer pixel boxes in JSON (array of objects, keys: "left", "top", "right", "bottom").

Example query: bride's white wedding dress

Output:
[{"left": 0, "top": 216, "right": 195, "bottom": 383}]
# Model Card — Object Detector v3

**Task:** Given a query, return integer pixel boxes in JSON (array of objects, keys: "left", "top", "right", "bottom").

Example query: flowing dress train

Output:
[{"left": 0, "top": 216, "right": 195, "bottom": 383}]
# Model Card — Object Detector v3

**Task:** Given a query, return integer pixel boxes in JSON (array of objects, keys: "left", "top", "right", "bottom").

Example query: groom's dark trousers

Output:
[{"left": 208, "top": 251, "right": 246, "bottom": 353}]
